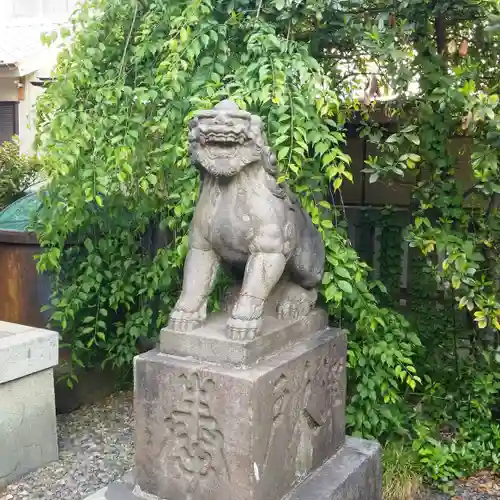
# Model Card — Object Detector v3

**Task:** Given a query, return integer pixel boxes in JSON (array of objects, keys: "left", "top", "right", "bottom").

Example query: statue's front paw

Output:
[
  {"left": 226, "top": 295, "right": 264, "bottom": 341},
  {"left": 168, "top": 308, "right": 204, "bottom": 332},
  {"left": 226, "top": 317, "right": 261, "bottom": 341}
]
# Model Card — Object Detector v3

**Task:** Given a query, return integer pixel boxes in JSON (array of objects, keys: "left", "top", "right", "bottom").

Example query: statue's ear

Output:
[
  {"left": 268, "top": 149, "right": 277, "bottom": 167},
  {"left": 188, "top": 119, "right": 199, "bottom": 142},
  {"left": 263, "top": 145, "right": 278, "bottom": 175},
  {"left": 188, "top": 116, "right": 199, "bottom": 130}
]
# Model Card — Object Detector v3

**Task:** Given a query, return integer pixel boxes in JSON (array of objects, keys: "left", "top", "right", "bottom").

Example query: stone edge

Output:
[
  {"left": 82, "top": 437, "right": 381, "bottom": 500},
  {"left": 0, "top": 326, "right": 59, "bottom": 384},
  {"left": 285, "top": 437, "right": 382, "bottom": 500},
  {"left": 159, "top": 309, "right": 330, "bottom": 366}
]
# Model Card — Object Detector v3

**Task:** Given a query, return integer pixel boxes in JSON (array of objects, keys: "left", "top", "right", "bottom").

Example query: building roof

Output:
[{"left": 0, "top": 21, "right": 61, "bottom": 76}]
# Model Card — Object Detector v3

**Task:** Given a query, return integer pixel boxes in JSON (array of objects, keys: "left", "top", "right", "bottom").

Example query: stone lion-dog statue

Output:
[{"left": 168, "top": 100, "right": 325, "bottom": 340}]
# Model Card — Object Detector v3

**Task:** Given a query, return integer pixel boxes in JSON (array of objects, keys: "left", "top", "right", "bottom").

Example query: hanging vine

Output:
[{"left": 35, "top": 0, "right": 500, "bottom": 480}]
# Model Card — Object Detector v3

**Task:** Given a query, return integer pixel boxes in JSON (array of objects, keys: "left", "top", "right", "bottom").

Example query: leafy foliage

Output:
[
  {"left": 366, "top": 210, "right": 500, "bottom": 489},
  {"left": 36, "top": 0, "right": 420, "bottom": 442},
  {"left": 0, "top": 137, "right": 39, "bottom": 209},
  {"left": 35, "top": 0, "right": 500, "bottom": 488}
]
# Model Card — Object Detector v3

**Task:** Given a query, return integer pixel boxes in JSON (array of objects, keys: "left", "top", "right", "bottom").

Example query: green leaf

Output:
[
  {"left": 338, "top": 280, "right": 353, "bottom": 294},
  {"left": 84, "top": 238, "right": 94, "bottom": 252},
  {"left": 315, "top": 142, "right": 329, "bottom": 155},
  {"left": 335, "top": 266, "right": 351, "bottom": 279},
  {"left": 278, "top": 147, "right": 289, "bottom": 161},
  {"left": 405, "top": 133, "right": 420, "bottom": 145}
]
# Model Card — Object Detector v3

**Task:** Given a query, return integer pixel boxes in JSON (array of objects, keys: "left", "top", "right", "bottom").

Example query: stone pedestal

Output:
[
  {"left": 87, "top": 437, "right": 381, "bottom": 500},
  {"left": 0, "top": 321, "right": 59, "bottom": 486},
  {"left": 84, "top": 310, "right": 381, "bottom": 500},
  {"left": 136, "top": 311, "right": 344, "bottom": 500}
]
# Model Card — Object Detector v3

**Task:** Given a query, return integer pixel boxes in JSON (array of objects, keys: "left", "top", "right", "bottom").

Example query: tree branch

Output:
[{"left": 435, "top": 14, "right": 447, "bottom": 55}]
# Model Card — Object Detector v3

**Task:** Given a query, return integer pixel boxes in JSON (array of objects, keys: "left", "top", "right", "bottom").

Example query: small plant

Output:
[
  {"left": 0, "top": 136, "right": 39, "bottom": 209},
  {"left": 383, "top": 441, "right": 422, "bottom": 500}
]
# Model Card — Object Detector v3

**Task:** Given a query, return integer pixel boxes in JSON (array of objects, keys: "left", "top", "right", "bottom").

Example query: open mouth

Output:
[{"left": 200, "top": 131, "right": 247, "bottom": 145}]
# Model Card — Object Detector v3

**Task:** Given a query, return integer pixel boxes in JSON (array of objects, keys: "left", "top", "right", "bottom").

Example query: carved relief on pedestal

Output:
[
  {"left": 263, "top": 347, "right": 346, "bottom": 478},
  {"left": 311, "top": 346, "right": 346, "bottom": 424},
  {"left": 164, "top": 373, "right": 229, "bottom": 498}
]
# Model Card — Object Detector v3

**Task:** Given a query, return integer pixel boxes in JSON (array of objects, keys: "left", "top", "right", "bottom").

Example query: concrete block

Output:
[
  {"left": 160, "top": 309, "right": 328, "bottom": 366},
  {"left": 0, "top": 369, "right": 59, "bottom": 486},
  {"left": 284, "top": 437, "right": 382, "bottom": 500},
  {"left": 134, "top": 326, "right": 346, "bottom": 500},
  {"left": 83, "top": 437, "right": 381, "bottom": 500},
  {"left": 0, "top": 321, "right": 58, "bottom": 384},
  {"left": 0, "top": 322, "right": 59, "bottom": 486}
]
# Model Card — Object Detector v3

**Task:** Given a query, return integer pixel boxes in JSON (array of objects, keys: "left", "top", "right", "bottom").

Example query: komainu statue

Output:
[{"left": 168, "top": 100, "right": 325, "bottom": 340}]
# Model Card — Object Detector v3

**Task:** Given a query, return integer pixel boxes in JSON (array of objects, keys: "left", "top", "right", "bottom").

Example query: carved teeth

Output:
[{"left": 201, "top": 131, "right": 247, "bottom": 144}]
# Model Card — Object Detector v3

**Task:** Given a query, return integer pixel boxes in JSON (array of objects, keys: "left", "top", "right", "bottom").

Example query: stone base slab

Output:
[
  {"left": 0, "top": 322, "right": 59, "bottom": 486},
  {"left": 160, "top": 309, "right": 329, "bottom": 365},
  {"left": 0, "top": 321, "right": 58, "bottom": 384},
  {"left": 134, "top": 326, "right": 346, "bottom": 500},
  {"left": 0, "top": 369, "right": 59, "bottom": 487},
  {"left": 284, "top": 437, "right": 381, "bottom": 500},
  {"left": 83, "top": 437, "right": 381, "bottom": 500}
]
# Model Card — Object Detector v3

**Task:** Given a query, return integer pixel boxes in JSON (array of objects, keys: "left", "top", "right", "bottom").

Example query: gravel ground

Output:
[
  {"left": 450, "top": 472, "right": 500, "bottom": 499},
  {"left": 1, "top": 389, "right": 498, "bottom": 500},
  {"left": 420, "top": 480, "right": 500, "bottom": 500},
  {"left": 1, "top": 391, "right": 134, "bottom": 500}
]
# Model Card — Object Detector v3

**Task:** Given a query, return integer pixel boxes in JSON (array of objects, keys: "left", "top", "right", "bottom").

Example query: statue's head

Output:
[{"left": 188, "top": 100, "right": 276, "bottom": 177}]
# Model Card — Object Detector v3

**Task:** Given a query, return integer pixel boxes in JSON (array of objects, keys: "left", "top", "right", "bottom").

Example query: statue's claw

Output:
[
  {"left": 168, "top": 308, "right": 204, "bottom": 332},
  {"left": 226, "top": 317, "right": 261, "bottom": 341},
  {"left": 226, "top": 294, "right": 264, "bottom": 340},
  {"left": 277, "top": 303, "right": 300, "bottom": 320}
]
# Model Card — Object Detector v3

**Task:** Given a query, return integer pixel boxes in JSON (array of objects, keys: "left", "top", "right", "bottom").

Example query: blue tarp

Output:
[{"left": 0, "top": 192, "right": 40, "bottom": 232}]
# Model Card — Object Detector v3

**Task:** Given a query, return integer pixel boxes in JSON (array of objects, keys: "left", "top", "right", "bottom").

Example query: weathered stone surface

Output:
[
  {"left": 134, "top": 327, "right": 346, "bottom": 500},
  {"left": 0, "top": 369, "right": 58, "bottom": 487},
  {"left": 160, "top": 308, "right": 328, "bottom": 365},
  {"left": 167, "top": 100, "right": 325, "bottom": 341},
  {"left": 0, "top": 321, "right": 58, "bottom": 384},
  {"left": 83, "top": 437, "right": 381, "bottom": 500},
  {"left": 0, "top": 322, "right": 59, "bottom": 486},
  {"left": 284, "top": 437, "right": 382, "bottom": 500}
]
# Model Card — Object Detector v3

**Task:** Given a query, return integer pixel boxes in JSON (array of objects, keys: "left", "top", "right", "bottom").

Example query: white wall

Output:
[
  {"left": 2, "top": 0, "right": 79, "bottom": 21},
  {"left": 0, "top": 79, "right": 18, "bottom": 101},
  {"left": 1, "top": 0, "right": 78, "bottom": 153},
  {"left": 0, "top": 74, "right": 45, "bottom": 154},
  {"left": 19, "top": 75, "right": 45, "bottom": 154}
]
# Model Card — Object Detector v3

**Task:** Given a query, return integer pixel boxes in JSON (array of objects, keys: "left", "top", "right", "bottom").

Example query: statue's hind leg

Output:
[
  {"left": 273, "top": 222, "right": 324, "bottom": 320},
  {"left": 274, "top": 281, "right": 318, "bottom": 320}
]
